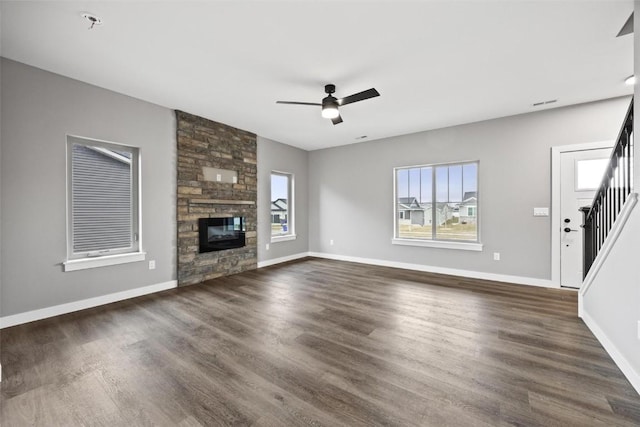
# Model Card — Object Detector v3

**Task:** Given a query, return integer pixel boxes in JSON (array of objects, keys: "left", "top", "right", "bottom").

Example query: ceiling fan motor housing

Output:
[
  {"left": 323, "top": 84, "right": 338, "bottom": 111},
  {"left": 322, "top": 95, "right": 338, "bottom": 109}
]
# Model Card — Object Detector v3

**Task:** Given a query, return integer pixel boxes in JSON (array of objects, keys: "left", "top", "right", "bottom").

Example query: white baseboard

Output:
[
  {"left": 0, "top": 280, "right": 178, "bottom": 329},
  {"left": 259, "top": 250, "right": 557, "bottom": 289},
  {"left": 258, "top": 252, "right": 310, "bottom": 268},
  {"left": 307, "top": 252, "right": 557, "bottom": 288},
  {"left": 578, "top": 292, "right": 584, "bottom": 318},
  {"left": 581, "top": 310, "right": 640, "bottom": 396}
]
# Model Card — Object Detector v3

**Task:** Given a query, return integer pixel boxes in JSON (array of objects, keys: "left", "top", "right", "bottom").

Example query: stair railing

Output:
[{"left": 581, "top": 99, "right": 634, "bottom": 278}]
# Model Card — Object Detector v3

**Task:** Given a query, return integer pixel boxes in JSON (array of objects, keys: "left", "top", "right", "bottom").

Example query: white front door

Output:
[{"left": 559, "top": 148, "right": 611, "bottom": 288}]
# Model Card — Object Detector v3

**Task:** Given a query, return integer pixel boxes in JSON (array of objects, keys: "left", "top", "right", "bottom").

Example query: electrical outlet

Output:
[
  {"left": 266, "top": 243, "right": 270, "bottom": 250},
  {"left": 149, "top": 260, "right": 156, "bottom": 270},
  {"left": 493, "top": 252, "right": 500, "bottom": 261},
  {"left": 330, "top": 239, "right": 334, "bottom": 246},
  {"left": 637, "top": 321, "right": 640, "bottom": 340}
]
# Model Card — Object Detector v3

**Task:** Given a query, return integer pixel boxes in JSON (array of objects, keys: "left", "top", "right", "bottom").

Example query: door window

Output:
[{"left": 575, "top": 158, "right": 608, "bottom": 191}]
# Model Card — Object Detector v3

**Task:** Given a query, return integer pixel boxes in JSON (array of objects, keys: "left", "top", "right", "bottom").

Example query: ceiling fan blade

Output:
[
  {"left": 337, "top": 88, "right": 380, "bottom": 106},
  {"left": 331, "top": 114, "right": 343, "bottom": 125},
  {"left": 276, "top": 101, "right": 322, "bottom": 106}
]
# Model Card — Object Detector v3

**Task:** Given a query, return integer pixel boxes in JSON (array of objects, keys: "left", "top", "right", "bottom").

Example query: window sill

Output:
[
  {"left": 392, "top": 238, "right": 483, "bottom": 251},
  {"left": 63, "top": 252, "right": 146, "bottom": 272},
  {"left": 271, "top": 234, "right": 297, "bottom": 243}
]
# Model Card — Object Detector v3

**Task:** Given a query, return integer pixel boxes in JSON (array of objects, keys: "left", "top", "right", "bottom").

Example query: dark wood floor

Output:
[{"left": 1, "top": 258, "right": 639, "bottom": 426}]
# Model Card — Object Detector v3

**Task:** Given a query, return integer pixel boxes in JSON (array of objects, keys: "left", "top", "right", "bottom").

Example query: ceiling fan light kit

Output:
[
  {"left": 277, "top": 83, "right": 380, "bottom": 125},
  {"left": 321, "top": 99, "right": 340, "bottom": 119}
]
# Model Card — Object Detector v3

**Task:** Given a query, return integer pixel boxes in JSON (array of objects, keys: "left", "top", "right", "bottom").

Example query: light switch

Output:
[
  {"left": 533, "top": 207, "right": 549, "bottom": 217},
  {"left": 216, "top": 174, "right": 222, "bottom": 182}
]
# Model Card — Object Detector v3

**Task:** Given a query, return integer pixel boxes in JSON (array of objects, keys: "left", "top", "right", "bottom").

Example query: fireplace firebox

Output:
[{"left": 198, "top": 217, "right": 246, "bottom": 253}]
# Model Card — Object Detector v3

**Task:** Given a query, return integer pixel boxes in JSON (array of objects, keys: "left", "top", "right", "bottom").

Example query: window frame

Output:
[
  {"left": 63, "top": 135, "right": 145, "bottom": 271},
  {"left": 270, "top": 170, "right": 296, "bottom": 243},
  {"left": 392, "top": 160, "right": 483, "bottom": 251}
]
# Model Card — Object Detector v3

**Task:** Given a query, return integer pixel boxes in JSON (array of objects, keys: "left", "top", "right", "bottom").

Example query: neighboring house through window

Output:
[
  {"left": 63, "top": 135, "right": 144, "bottom": 271},
  {"left": 271, "top": 171, "right": 295, "bottom": 241},
  {"left": 393, "top": 161, "right": 481, "bottom": 251}
]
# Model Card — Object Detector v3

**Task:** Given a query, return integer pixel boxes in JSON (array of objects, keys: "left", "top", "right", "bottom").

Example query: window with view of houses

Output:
[
  {"left": 395, "top": 161, "right": 478, "bottom": 242},
  {"left": 271, "top": 171, "right": 294, "bottom": 239}
]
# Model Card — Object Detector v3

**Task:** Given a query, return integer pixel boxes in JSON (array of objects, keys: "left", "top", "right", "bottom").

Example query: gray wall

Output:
[
  {"left": 309, "top": 96, "right": 630, "bottom": 280},
  {"left": 257, "top": 136, "right": 309, "bottom": 263},
  {"left": 1, "top": 58, "right": 176, "bottom": 317}
]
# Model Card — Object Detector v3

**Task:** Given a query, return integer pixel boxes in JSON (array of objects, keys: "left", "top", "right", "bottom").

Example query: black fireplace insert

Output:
[{"left": 198, "top": 217, "right": 246, "bottom": 253}]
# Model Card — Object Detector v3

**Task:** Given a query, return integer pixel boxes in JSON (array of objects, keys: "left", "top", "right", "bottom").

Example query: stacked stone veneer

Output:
[{"left": 176, "top": 111, "right": 257, "bottom": 286}]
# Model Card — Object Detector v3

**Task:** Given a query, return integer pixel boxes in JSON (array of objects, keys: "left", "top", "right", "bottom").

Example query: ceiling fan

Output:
[{"left": 276, "top": 84, "right": 380, "bottom": 125}]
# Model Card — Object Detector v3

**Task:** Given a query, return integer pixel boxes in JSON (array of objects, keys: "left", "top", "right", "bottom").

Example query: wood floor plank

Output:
[{"left": 2, "top": 257, "right": 639, "bottom": 426}]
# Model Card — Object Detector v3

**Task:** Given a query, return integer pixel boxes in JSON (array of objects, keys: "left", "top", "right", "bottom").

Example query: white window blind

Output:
[{"left": 68, "top": 137, "right": 139, "bottom": 259}]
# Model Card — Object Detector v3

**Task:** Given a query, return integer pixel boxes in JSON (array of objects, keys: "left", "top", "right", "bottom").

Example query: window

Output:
[
  {"left": 271, "top": 171, "right": 295, "bottom": 241},
  {"left": 64, "top": 136, "right": 143, "bottom": 271},
  {"left": 575, "top": 158, "right": 608, "bottom": 190},
  {"left": 394, "top": 161, "right": 481, "bottom": 250}
]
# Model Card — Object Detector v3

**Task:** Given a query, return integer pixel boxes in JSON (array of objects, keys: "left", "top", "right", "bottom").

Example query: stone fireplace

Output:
[{"left": 176, "top": 111, "right": 257, "bottom": 286}]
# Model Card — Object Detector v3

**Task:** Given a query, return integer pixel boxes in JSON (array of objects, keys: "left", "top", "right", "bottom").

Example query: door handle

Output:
[{"left": 564, "top": 227, "right": 579, "bottom": 233}]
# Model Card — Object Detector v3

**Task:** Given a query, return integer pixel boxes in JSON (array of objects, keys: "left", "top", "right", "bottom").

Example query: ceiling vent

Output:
[{"left": 533, "top": 99, "right": 557, "bottom": 107}]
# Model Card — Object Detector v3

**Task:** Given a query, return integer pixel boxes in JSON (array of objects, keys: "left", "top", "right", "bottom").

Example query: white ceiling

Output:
[{"left": 0, "top": 1, "right": 634, "bottom": 151}]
